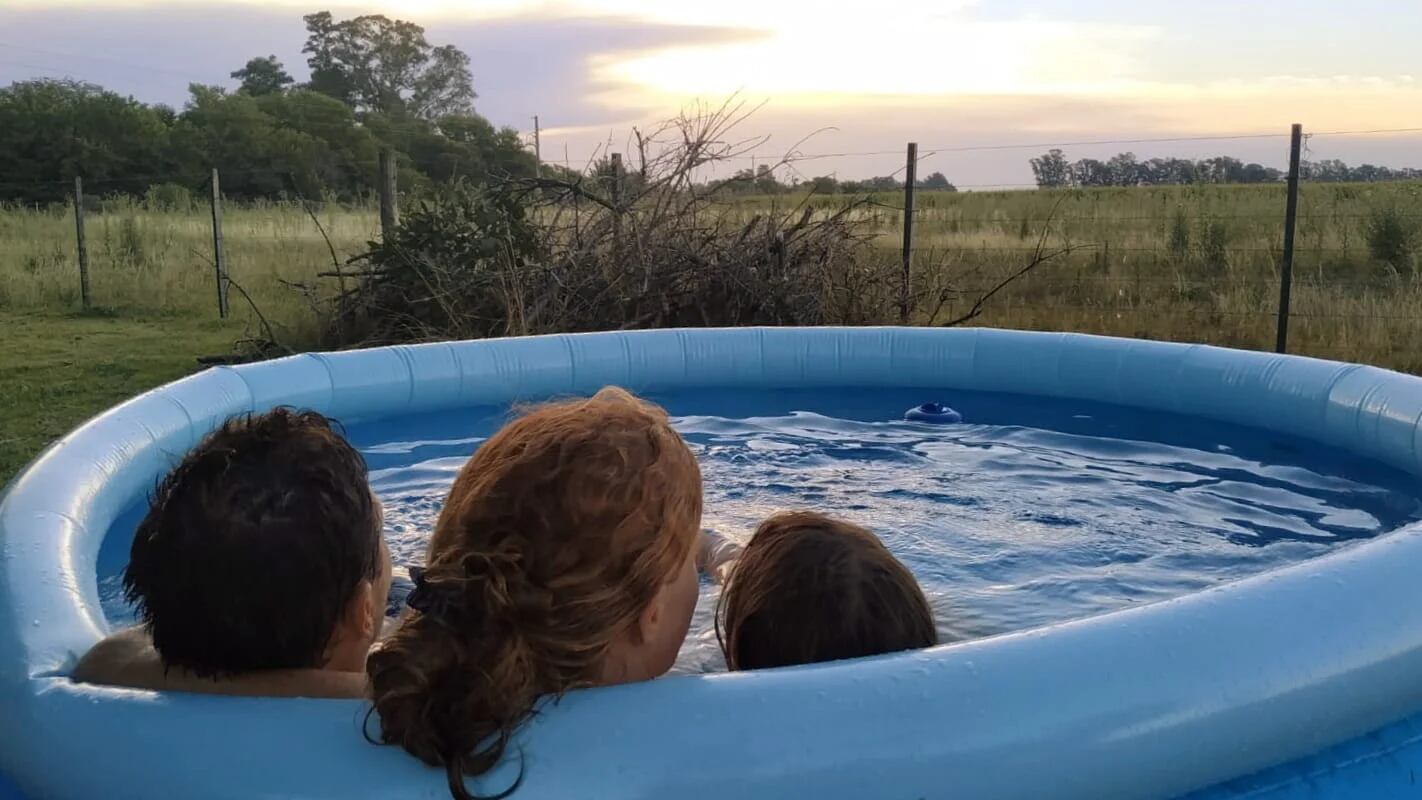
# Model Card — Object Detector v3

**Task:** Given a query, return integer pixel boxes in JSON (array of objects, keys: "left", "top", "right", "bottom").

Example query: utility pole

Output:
[{"left": 533, "top": 115, "right": 542, "bottom": 178}]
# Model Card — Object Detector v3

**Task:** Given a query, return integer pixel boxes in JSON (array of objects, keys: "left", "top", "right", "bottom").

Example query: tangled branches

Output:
[{"left": 322, "top": 99, "right": 1070, "bottom": 347}]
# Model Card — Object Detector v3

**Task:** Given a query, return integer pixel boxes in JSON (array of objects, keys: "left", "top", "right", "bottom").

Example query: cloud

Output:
[
  {"left": 0, "top": 3, "right": 762, "bottom": 130},
  {"left": 3, "top": 0, "right": 1418, "bottom": 184}
]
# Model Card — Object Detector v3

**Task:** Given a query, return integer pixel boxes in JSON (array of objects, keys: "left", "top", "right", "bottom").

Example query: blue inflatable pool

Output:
[{"left": 3, "top": 327, "right": 1422, "bottom": 800}]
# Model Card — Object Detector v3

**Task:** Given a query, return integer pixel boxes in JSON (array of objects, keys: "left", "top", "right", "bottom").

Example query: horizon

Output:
[{"left": 2, "top": 0, "right": 1420, "bottom": 185}]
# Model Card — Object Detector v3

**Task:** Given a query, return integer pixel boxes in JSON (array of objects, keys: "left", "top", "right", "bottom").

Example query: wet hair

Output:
[
  {"left": 366, "top": 387, "right": 702, "bottom": 800},
  {"left": 123, "top": 407, "right": 380, "bottom": 679},
  {"left": 717, "top": 511, "right": 937, "bottom": 671}
]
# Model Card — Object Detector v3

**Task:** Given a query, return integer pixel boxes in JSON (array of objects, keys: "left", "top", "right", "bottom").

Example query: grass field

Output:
[
  {"left": 0, "top": 311, "right": 247, "bottom": 484},
  {"left": 2, "top": 181, "right": 1420, "bottom": 483}
]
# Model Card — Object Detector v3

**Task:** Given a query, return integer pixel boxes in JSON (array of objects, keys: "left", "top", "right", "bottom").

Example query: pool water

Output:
[{"left": 98, "top": 387, "right": 1422, "bottom": 673}]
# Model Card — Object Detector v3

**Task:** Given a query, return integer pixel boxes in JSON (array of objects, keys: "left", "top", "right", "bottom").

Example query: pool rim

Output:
[{"left": 3, "top": 326, "right": 1422, "bottom": 800}]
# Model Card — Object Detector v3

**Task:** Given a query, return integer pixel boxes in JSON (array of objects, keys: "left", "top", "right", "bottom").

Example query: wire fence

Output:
[{"left": 0, "top": 123, "right": 1418, "bottom": 372}]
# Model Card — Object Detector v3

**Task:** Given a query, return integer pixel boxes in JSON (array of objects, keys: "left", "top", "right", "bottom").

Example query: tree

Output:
[
  {"left": 0, "top": 79, "right": 175, "bottom": 202},
  {"left": 753, "top": 164, "right": 781, "bottom": 194},
  {"left": 1030, "top": 149, "right": 1071, "bottom": 188},
  {"left": 231, "top": 56, "right": 294, "bottom": 96},
  {"left": 918, "top": 171, "right": 956, "bottom": 191},
  {"left": 1105, "top": 152, "right": 1142, "bottom": 186},
  {"left": 1072, "top": 158, "right": 1110, "bottom": 187},
  {"left": 302, "top": 11, "right": 475, "bottom": 119},
  {"left": 807, "top": 175, "right": 838, "bottom": 194}
]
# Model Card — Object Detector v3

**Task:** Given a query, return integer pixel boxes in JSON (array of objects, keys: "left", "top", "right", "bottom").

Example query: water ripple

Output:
[{"left": 96, "top": 387, "right": 1422, "bottom": 676}]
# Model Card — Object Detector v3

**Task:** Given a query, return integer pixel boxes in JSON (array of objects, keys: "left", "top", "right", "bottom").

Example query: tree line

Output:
[
  {"left": 714, "top": 165, "right": 957, "bottom": 196},
  {"left": 0, "top": 11, "right": 534, "bottom": 204},
  {"left": 1030, "top": 148, "right": 1422, "bottom": 189}
]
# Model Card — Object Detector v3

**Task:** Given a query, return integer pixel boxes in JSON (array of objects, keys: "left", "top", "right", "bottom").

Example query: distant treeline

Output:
[
  {"left": 0, "top": 12, "right": 535, "bottom": 205},
  {"left": 712, "top": 165, "right": 957, "bottom": 195},
  {"left": 1030, "top": 149, "right": 1422, "bottom": 189}
]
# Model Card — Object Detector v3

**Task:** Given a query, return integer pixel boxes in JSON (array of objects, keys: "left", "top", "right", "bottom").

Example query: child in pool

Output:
[
  {"left": 366, "top": 387, "right": 703, "bottom": 799},
  {"left": 699, "top": 511, "right": 938, "bottom": 670}
]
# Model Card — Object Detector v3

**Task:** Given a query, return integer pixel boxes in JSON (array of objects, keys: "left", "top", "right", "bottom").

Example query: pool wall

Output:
[{"left": 3, "top": 327, "right": 1422, "bottom": 800}]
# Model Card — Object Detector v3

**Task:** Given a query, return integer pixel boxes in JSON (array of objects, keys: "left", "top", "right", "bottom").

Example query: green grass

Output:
[{"left": 0, "top": 310, "right": 247, "bottom": 486}]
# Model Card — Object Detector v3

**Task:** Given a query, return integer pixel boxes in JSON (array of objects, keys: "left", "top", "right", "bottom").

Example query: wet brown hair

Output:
[
  {"left": 365, "top": 387, "right": 702, "bottom": 799},
  {"left": 125, "top": 408, "right": 379, "bottom": 678},
  {"left": 717, "top": 511, "right": 937, "bottom": 671}
]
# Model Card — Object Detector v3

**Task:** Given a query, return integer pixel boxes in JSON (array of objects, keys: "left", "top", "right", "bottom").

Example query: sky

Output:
[{"left": 2, "top": 0, "right": 1420, "bottom": 185}]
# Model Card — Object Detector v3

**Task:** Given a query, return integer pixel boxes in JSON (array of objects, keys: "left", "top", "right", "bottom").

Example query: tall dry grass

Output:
[{"left": 2, "top": 181, "right": 1419, "bottom": 370}]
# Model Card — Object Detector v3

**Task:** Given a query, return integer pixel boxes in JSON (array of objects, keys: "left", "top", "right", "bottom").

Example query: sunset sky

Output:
[{"left": 2, "top": 0, "right": 1419, "bottom": 185}]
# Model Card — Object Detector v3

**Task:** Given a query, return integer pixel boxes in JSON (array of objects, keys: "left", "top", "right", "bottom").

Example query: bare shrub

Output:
[{"left": 320, "top": 100, "right": 1069, "bottom": 347}]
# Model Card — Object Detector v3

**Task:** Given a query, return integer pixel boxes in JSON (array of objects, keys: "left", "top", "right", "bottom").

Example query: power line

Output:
[{"left": 0, "top": 40, "right": 214, "bottom": 81}]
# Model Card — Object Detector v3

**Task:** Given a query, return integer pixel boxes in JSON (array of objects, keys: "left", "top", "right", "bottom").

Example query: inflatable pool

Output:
[{"left": 3, "top": 327, "right": 1422, "bottom": 800}]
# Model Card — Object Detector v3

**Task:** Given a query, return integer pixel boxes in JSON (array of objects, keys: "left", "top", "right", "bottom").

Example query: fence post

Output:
[
  {"left": 899, "top": 142, "right": 918, "bottom": 324},
  {"left": 379, "top": 148, "right": 399, "bottom": 240},
  {"left": 210, "top": 168, "right": 229, "bottom": 319},
  {"left": 73, "top": 176, "right": 90, "bottom": 309},
  {"left": 1275, "top": 123, "right": 1303, "bottom": 353}
]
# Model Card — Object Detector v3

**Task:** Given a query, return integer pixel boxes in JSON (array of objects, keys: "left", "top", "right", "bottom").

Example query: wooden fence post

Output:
[
  {"left": 379, "top": 148, "right": 399, "bottom": 240},
  {"left": 1275, "top": 123, "right": 1303, "bottom": 353},
  {"left": 210, "top": 168, "right": 229, "bottom": 318},
  {"left": 900, "top": 142, "right": 918, "bottom": 324},
  {"left": 73, "top": 176, "right": 90, "bottom": 309}
]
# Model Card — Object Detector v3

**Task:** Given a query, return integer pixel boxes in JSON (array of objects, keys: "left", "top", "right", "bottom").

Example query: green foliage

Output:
[
  {"left": 919, "top": 171, "right": 955, "bottom": 191},
  {"left": 1031, "top": 150, "right": 1295, "bottom": 188},
  {"left": 0, "top": 11, "right": 511, "bottom": 205},
  {"left": 0, "top": 81, "right": 524, "bottom": 204},
  {"left": 345, "top": 180, "right": 543, "bottom": 342},
  {"left": 1200, "top": 220, "right": 1231, "bottom": 272},
  {"left": 145, "top": 183, "right": 193, "bottom": 212},
  {"left": 1030, "top": 149, "right": 1071, "bottom": 188},
  {"left": 302, "top": 11, "right": 475, "bottom": 119},
  {"left": 231, "top": 56, "right": 295, "bottom": 96},
  {"left": 1168, "top": 207, "right": 1191, "bottom": 259},
  {"left": 0, "top": 80, "right": 176, "bottom": 203},
  {"left": 1365, "top": 205, "right": 1419, "bottom": 270}
]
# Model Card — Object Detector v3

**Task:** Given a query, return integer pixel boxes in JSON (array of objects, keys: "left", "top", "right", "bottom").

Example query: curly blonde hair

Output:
[{"left": 366, "top": 387, "right": 702, "bottom": 799}]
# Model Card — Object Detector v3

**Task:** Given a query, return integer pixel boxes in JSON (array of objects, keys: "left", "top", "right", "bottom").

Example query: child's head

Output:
[
  {"left": 125, "top": 407, "right": 390, "bottom": 677},
  {"left": 717, "top": 511, "right": 936, "bottom": 671},
  {"left": 366, "top": 387, "right": 702, "bottom": 799}
]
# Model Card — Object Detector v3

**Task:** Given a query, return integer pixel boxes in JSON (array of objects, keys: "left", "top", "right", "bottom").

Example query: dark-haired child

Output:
[
  {"left": 73, "top": 407, "right": 391, "bottom": 698},
  {"left": 701, "top": 511, "right": 938, "bottom": 671}
]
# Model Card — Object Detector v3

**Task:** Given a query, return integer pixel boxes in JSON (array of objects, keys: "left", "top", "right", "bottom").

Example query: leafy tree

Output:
[
  {"left": 1071, "top": 158, "right": 1110, "bottom": 187},
  {"left": 231, "top": 56, "right": 294, "bottom": 96},
  {"left": 806, "top": 175, "right": 838, "bottom": 194},
  {"left": 1106, "top": 152, "right": 1142, "bottom": 186},
  {"left": 170, "top": 85, "right": 324, "bottom": 198},
  {"left": 753, "top": 164, "right": 781, "bottom": 194},
  {"left": 0, "top": 79, "right": 175, "bottom": 202},
  {"left": 918, "top": 171, "right": 956, "bottom": 191},
  {"left": 1030, "top": 149, "right": 1071, "bottom": 188},
  {"left": 366, "top": 112, "right": 534, "bottom": 187},
  {"left": 302, "top": 11, "right": 475, "bottom": 119}
]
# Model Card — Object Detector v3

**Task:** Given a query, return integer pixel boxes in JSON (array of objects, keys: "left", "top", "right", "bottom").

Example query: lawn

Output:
[{"left": 0, "top": 310, "right": 246, "bottom": 486}]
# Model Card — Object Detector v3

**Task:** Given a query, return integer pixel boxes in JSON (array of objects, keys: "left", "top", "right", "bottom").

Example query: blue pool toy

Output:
[
  {"left": 905, "top": 402, "right": 962, "bottom": 424},
  {"left": 5, "top": 327, "right": 1422, "bottom": 800}
]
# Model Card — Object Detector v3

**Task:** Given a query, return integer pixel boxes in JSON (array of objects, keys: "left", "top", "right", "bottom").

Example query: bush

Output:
[
  {"left": 145, "top": 183, "right": 193, "bottom": 212},
  {"left": 1365, "top": 206, "right": 1418, "bottom": 270},
  {"left": 330, "top": 106, "right": 890, "bottom": 346},
  {"left": 1168, "top": 208, "right": 1190, "bottom": 260},
  {"left": 1200, "top": 220, "right": 1230, "bottom": 272}
]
